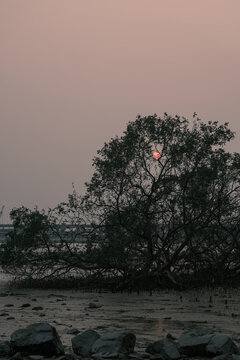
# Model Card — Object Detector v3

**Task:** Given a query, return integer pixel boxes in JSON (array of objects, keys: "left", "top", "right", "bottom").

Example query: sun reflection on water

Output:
[{"left": 156, "top": 320, "right": 163, "bottom": 337}]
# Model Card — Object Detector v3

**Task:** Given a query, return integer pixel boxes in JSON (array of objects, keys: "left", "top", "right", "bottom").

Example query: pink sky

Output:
[{"left": 1, "top": 0, "right": 240, "bottom": 220}]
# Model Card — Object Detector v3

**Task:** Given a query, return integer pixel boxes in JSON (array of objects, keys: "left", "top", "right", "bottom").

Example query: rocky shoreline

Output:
[
  {"left": 0, "top": 282, "right": 240, "bottom": 360},
  {"left": 1, "top": 322, "right": 240, "bottom": 360}
]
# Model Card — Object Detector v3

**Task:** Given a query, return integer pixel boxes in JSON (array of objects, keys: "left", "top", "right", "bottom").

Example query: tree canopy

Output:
[
  {"left": 81, "top": 114, "right": 240, "bottom": 288},
  {"left": 1, "top": 114, "right": 240, "bottom": 289}
]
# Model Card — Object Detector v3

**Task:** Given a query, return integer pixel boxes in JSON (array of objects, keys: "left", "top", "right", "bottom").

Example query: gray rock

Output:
[
  {"left": 32, "top": 307, "right": 43, "bottom": 311},
  {"left": 207, "top": 335, "right": 238, "bottom": 356},
  {"left": 178, "top": 329, "right": 215, "bottom": 356},
  {"left": 21, "top": 304, "right": 31, "bottom": 308},
  {"left": 8, "top": 293, "right": 24, "bottom": 296},
  {"left": 55, "top": 356, "right": 66, "bottom": 360},
  {"left": 10, "top": 322, "right": 64, "bottom": 356},
  {"left": 0, "top": 340, "right": 12, "bottom": 356},
  {"left": 89, "top": 303, "right": 102, "bottom": 309},
  {"left": 213, "top": 355, "right": 240, "bottom": 360},
  {"left": 178, "top": 330, "right": 238, "bottom": 357},
  {"left": 64, "top": 353, "right": 82, "bottom": 360},
  {"left": 146, "top": 339, "right": 181, "bottom": 360},
  {"left": 141, "top": 353, "right": 151, "bottom": 359},
  {"left": 232, "top": 356, "right": 240, "bottom": 360},
  {"left": 72, "top": 329, "right": 100, "bottom": 357},
  {"left": 47, "top": 294, "right": 66, "bottom": 298},
  {"left": 0, "top": 313, "right": 9, "bottom": 317},
  {"left": 67, "top": 328, "right": 80, "bottom": 335},
  {"left": 149, "top": 355, "right": 165, "bottom": 360},
  {"left": 92, "top": 329, "right": 136, "bottom": 358},
  {"left": 10, "top": 351, "right": 24, "bottom": 360},
  {"left": 129, "top": 352, "right": 146, "bottom": 359},
  {"left": 166, "top": 334, "right": 176, "bottom": 341}
]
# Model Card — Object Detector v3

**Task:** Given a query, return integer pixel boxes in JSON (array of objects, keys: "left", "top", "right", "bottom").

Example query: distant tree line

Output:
[{"left": 1, "top": 114, "right": 240, "bottom": 290}]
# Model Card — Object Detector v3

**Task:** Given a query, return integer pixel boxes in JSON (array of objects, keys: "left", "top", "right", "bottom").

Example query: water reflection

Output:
[{"left": 156, "top": 320, "right": 163, "bottom": 337}]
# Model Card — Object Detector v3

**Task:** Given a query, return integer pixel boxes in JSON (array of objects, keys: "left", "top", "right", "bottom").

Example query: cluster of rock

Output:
[{"left": 0, "top": 323, "right": 239, "bottom": 360}]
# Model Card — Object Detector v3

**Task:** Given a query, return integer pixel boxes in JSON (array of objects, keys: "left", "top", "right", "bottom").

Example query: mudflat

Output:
[{"left": 0, "top": 274, "right": 239, "bottom": 353}]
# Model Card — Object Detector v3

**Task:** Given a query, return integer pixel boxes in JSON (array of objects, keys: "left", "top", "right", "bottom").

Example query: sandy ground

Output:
[{"left": 0, "top": 272, "right": 240, "bottom": 354}]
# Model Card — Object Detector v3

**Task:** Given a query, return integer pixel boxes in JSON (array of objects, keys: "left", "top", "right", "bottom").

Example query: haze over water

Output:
[{"left": 1, "top": 0, "right": 240, "bottom": 220}]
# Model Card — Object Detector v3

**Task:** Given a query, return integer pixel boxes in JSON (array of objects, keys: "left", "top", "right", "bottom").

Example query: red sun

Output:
[{"left": 153, "top": 151, "right": 162, "bottom": 160}]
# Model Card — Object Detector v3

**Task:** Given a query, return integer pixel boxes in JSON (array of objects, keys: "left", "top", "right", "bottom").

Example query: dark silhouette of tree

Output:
[
  {"left": 1, "top": 113, "right": 240, "bottom": 289},
  {"left": 81, "top": 114, "right": 240, "bottom": 288},
  {"left": 0, "top": 203, "right": 98, "bottom": 282}
]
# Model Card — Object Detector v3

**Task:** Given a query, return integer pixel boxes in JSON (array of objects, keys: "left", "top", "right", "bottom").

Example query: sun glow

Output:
[{"left": 153, "top": 151, "right": 162, "bottom": 160}]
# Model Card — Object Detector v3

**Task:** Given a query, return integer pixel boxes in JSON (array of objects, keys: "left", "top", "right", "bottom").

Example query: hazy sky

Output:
[{"left": 1, "top": 0, "right": 240, "bottom": 221}]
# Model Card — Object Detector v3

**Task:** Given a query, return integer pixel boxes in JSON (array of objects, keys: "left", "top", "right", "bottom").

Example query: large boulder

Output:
[
  {"left": 207, "top": 335, "right": 238, "bottom": 357},
  {"left": 213, "top": 355, "right": 240, "bottom": 360},
  {"left": 72, "top": 330, "right": 100, "bottom": 357},
  {"left": 92, "top": 329, "right": 136, "bottom": 358},
  {"left": 178, "top": 329, "right": 215, "bottom": 356},
  {"left": 178, "top": 330, "right": 238, "bottom": 357},
  {"left": 10, "top": 322, "right": 64, "bottom": 356},
  {"left": 0, "top": 340, "right": 12, "bottom": 356},
  {"left": 146, "top": 339, "right": 181, "bottom": 360}
]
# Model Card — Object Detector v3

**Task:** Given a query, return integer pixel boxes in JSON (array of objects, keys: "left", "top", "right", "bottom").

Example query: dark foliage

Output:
[{"left": 1, "top": 114, "right": 240, "bottom": 290}]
